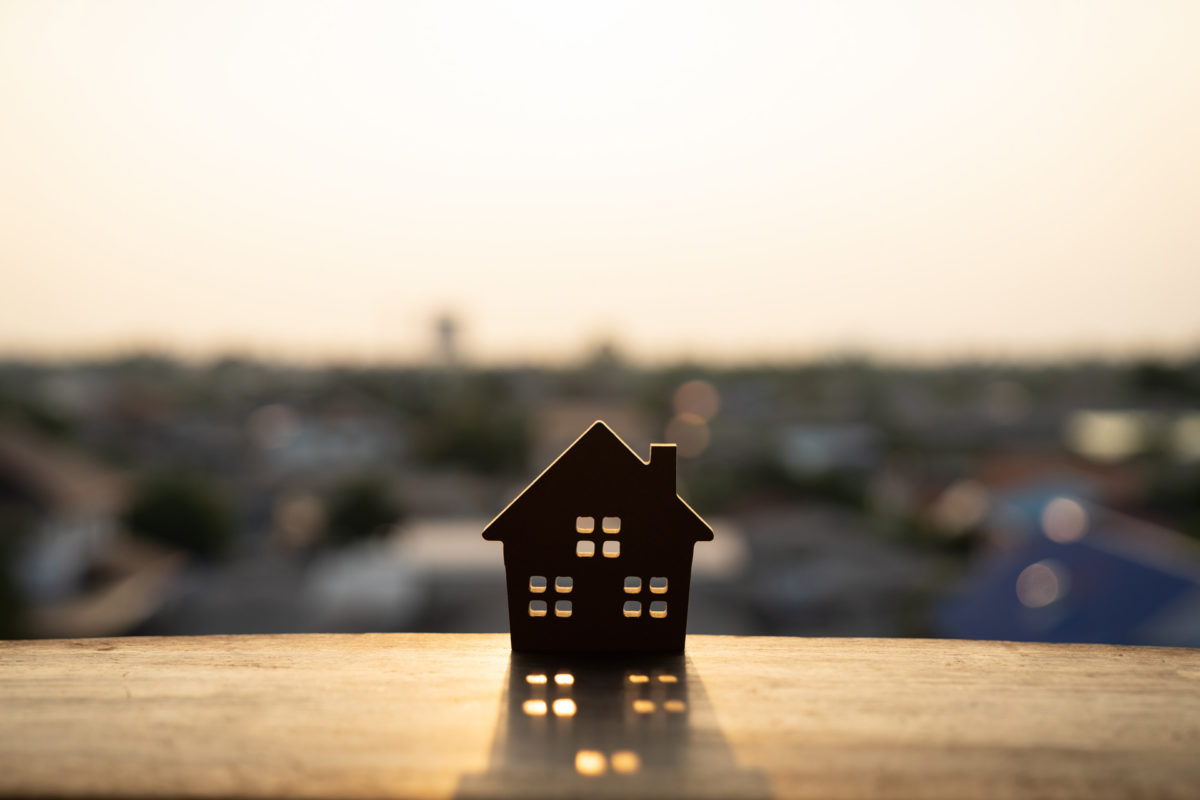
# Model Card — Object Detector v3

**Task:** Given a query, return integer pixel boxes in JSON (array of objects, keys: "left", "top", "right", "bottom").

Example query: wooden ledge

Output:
[{"left": 1, "top": 634, "right": 1198, "bottom": 799}]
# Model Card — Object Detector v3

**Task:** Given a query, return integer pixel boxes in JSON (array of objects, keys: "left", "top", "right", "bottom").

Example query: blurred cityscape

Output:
[{"left": 2, "top": 328, "right": 1200, "bottom": 647}]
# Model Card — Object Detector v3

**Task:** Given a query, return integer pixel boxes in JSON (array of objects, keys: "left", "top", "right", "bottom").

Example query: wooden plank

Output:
[{"left": 1, "top": 634, "right": 1198, "bottom": 799}]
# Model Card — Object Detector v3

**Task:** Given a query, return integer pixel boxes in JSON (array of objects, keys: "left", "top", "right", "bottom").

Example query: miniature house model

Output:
[{"left": 483, "top": 421, "right": 712, "bottom": 652}]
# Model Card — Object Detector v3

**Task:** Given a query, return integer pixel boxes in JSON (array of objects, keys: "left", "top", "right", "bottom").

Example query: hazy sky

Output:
[{"left": 2, "top": 1, "right": 1198, "bottom": 363}]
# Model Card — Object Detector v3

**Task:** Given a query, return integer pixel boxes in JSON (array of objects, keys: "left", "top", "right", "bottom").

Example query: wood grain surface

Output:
[{"left": 1, "top": 634, "right": 1198, "bottom": 799}]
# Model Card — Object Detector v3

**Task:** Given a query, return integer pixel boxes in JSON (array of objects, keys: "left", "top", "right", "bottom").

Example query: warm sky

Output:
[{"left": 2, "top": 1, "right": 1198, "bottom": 364}]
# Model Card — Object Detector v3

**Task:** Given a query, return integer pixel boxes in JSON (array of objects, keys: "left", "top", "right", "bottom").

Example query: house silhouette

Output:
[{"left": 483, "top": 421, "right": 713, "bottom": 652}]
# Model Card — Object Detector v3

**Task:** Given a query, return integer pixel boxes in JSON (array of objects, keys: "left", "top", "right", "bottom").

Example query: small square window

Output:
[
  {"left": 576, "top": 540, "right": 595, "bottom": 557},
  {"left": 529, "top": 576, "right": 547, "bottom": 593},
  {"left": 623, "top": 600, "right": 642, "bottom": 618},
  {"left": 602, "top": 541, "right": 620, "bottom": 558},
  {"left": 555, "top": 576, "right": 573, "bottom": 593},
  {"left": 623, "top": 576, "right": 642, "bottom": 594},
  {"left": 529, "top": 600, "right": 548, "bottom": 617},
  {"left": 649, "top": 577, "right": 668, "bottom": 594},
  {"left": 649, "top": 601, "right": 667, "bottom": 618},
  {"left": 602, "top": 516, "right": 621, "bottom": 533},
  {"left": 555, "top": 600, "right": 573, "bottom": 618},
  {"left": 576, "top": 516, "right": 595, "bottom": 534}
]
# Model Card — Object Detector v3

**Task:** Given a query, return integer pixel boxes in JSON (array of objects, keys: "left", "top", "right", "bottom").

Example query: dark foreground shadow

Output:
[{"left": 456, "top": 652, "right": 769, "bottom": 799}]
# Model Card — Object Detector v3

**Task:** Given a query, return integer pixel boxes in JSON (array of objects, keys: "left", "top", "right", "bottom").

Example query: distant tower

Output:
[{"left": 435, "top": 313, "right": 459, "bottom": 369}]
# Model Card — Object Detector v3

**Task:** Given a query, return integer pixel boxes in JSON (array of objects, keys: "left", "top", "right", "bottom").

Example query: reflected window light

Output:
[
  {"left": 663, "top": 699, "right": 686, "bottom": 713},
  {"left": 627, "top": 674, "right": 649, "bottom": 684},
  {"left": 632, "top": 699, "right": 655, "bottom": 714},
  {"left": 526, "top": 674, "right": 548, "bottom": 685},
  {"left": 1016, "top": 560, "right": 1069, "bottom": 608},
  {"left": 1041, "top": 497, "right": 1088, "bottom": 543},
  {"left": 554, "top": 673, "right": 574, "bottom": 686},
  {"left": 575, "top": 750, "right": 606, "bottom": 776},
  {"left": 611, "top": 750, "right": 641, "bottom": 774},
  {"left": 657, "top": 674, "right": 677, "bottom": 683},
  {"left": 522, "top": 699, "right": 548, "bottom": 716},
  {"left": 553, "top": 698, "right": 577, "bottom": 717}
]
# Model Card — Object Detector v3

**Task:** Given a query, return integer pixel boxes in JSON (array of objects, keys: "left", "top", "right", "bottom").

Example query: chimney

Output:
[{"left": 649, "top": 444, "right": 678, "bottom": 496}]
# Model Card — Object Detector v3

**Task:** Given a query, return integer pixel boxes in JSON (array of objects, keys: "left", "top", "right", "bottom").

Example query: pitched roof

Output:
[{"left": 482, "top": 420, "right": 712, "bottom": 542}]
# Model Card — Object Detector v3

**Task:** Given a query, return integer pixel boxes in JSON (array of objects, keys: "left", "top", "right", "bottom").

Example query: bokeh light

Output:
[
  {"left": 931, "top": 480, "right": 990, "bottom": 534},
  {"left": 1066, "top": 411, "right": 1150, "bottom": 463},
  {"left": 673, "top": 380, "right": 720, "bottom": 422},
  {"left": 665, "top": 412, "right": 709, "bottom": 459},
  {"left": 1016, "top": 560, "right": 1069, "bottom": 609},
  {"left": 1173, "top": 414, "right": 1200, "bottom": 462},
  {"left": 1041, "top": 498, "right": 1088, "bottom": 544}
]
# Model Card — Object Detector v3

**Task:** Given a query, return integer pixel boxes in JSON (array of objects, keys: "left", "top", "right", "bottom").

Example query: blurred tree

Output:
[
  {"left": 324, "top": 476, "right": 402, "bottom": 545},
  {"left": 1129, "top": 360, "right": 1198, "bottom": 401},
  {"left": 0, "top": 389, "right": 75, "bottom": 440},
  {"left": 415, "top": 372, "right": 531, "bottom": 476},
  {"left": 122, "top": 473, "right": 234, "bottom": 559},
  {"left": 0, "top": 513, "right": 32, "bottom": 639},
  {"left": 1144, "top": 466, "right": 1200, "bottom": 542}
]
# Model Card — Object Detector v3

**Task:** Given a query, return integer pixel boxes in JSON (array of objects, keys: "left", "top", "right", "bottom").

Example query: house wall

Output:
[{"left": 502, "top": 506, "right": 697, "bottom": 652}]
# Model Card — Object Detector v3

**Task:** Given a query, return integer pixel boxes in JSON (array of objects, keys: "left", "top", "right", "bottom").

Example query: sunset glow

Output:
[{"left": 2, "top": 1, "right": 1198, "bottom": 363}]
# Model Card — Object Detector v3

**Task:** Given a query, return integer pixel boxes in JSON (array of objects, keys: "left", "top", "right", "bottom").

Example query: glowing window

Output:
[
  {"left": 555, "top": 600, "right": 573, "bottom": 618},
  {"left": 602, "top": 541, "right": 620, "bottom": 558},
  {"left": 576, "top": 540, "right": 595, "bottom": 557},
  {"left": 649, "top": 577, "right": 668, "bottom": 594},
  {"left": 576, "top": 516, "right": 594, "bottom": 534},
  {"left": 555, "top": 576, "right": 573, "bottom": 593},
  {"left": 649, "top": 601, "right": 667, "bottom": 618},
  {"left": 624, "top": 576, "right": 642, "bottom": 593},
  {"left": 623, "top": 601, "right": 642, "bottom": 618},
  {"left": 529, "top": 600, "right": 547, "bottom": 617},
  {"left": 529, "top": 575, "right": 547, "bottom": 593},
  {"left": 602, "top": 516, "right": 621, "bottom": 533}
]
